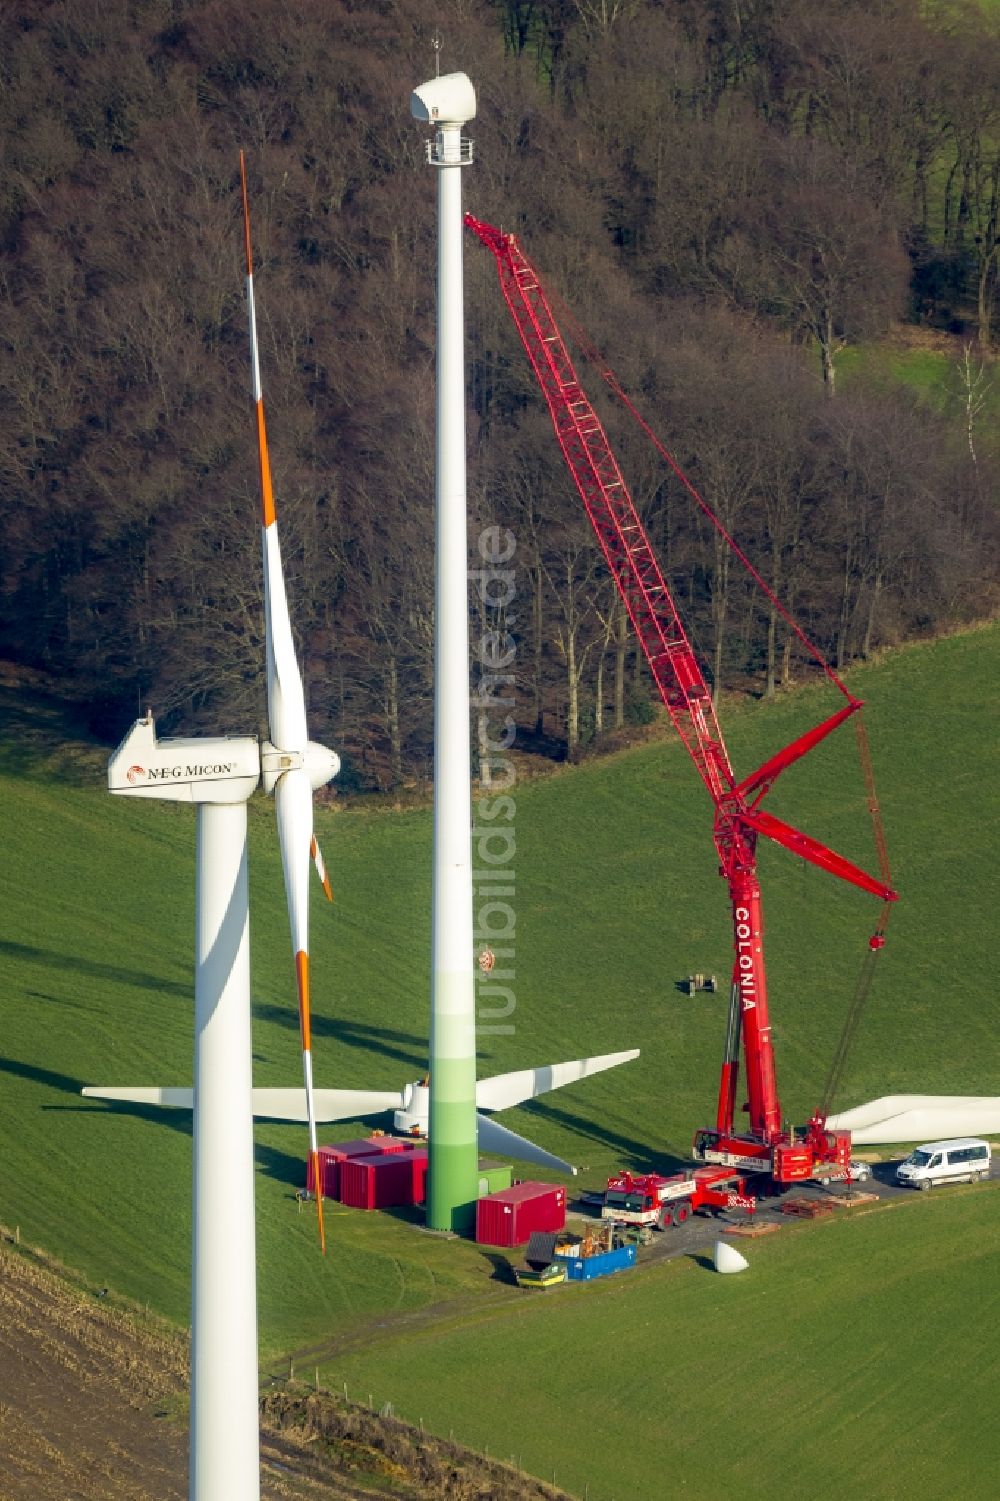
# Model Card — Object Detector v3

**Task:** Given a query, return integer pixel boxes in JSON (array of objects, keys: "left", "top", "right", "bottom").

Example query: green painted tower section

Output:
[
  {"left": 412, "top": 72, "right": 481, "bottom": 1234},
  {"left": 428, "top": 989, "right": 479, "bottom": 1234}
]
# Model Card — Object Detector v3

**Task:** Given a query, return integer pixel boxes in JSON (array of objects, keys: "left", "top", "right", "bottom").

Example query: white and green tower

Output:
[{"left": 411, "top": 71, "right": 479, "bottom": 1232}]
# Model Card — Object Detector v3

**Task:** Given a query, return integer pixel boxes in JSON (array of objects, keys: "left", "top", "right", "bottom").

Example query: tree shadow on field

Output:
[
  {"left": 60, "top": 1098, "right": 194, "bottom": 1138},
  {"left": 252, "top": 1006, "right": 426, "bottom": 1071},
  {"left": 0, "top": 1056, "right": 86, "bottom": 1096},
  {"left": 0, "top": 1057, "right": 193, "bottom": 1138},
  {"left": 255, "top": 1140, "right": 309, "bottom": 1190},
  {"left": 0, "top": 938, "right": 190, "bottom": 999},
  {"left": 25, "top": 989, "right": 92, "bottom": 1012}
]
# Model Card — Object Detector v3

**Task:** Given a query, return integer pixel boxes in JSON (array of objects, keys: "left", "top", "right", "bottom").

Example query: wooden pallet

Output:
[
  {"left": 780, "top": 1197, "right": 838, "bottom": 1219},
  {"left": 725, "top": 1219, "right": 782, "bottom": 1238}
]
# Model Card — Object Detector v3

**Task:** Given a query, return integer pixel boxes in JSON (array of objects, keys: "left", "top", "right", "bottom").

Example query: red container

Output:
[
  {"left": 306, "top": 1136, "right": 414, "bottom": 1199},
  {"left": 306, "top": 1146, "right": 339, "bottom": 1200},
  {"left": 339, "top": 1151, "right": 429, "bottom": 1211},
  {"left": 476, "top": 1182, "right": 567, "bottom": 1246}
]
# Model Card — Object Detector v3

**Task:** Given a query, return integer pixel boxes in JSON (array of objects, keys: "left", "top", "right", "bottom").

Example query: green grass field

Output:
[
  {"left": 1, "top": 623, "right": 998, "bottom": 1495},
  {"left": 329, "top": 1188, "right": 1000, "bottom": 1501},
  {"left": 839, "top": 334, "right": 1000, "bottom": 425}
]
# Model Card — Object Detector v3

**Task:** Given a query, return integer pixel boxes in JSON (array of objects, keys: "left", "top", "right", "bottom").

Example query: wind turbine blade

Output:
[
  {"left": 82, "top": 1086, "right": 403, "bottom": 1122},
  {"left": 311, "top": 834, "right": 333, "bottom": 901},
  {"left": 475, "top": 1114, "right": 577, "bottom": 1176},
  {"left": 243, "top": 153, "right": 324, "bottom": 1251},
  {"left": 261, "top": 518, "right": 308, "bottom": 752},
  {"left": 276, "top": 770, "right": 314, "bottom": 968},
  {"left": 241, "top": 150, "right": 307, "bottom": 755},
  {"left": 82, "top": 1086, "right": 194, "bottom": 1109},
  {"left": 276, "top": 772, "right": 315, "bottom": 1053},
  {"left": 276, "top": 765, "right": 325, "bottom": 1248},
  {"left": 256, "top": 1088, "right": 405, "bottom": 1122},
  {"left": 475, "top": 1049, "right": 640, "bottom": 1113},
  {"left": 826, "top": 1095, "right": 1000, "bottom": 1143}
]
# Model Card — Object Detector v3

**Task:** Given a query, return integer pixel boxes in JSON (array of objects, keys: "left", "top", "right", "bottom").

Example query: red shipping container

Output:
[
  {"left": 306, "top": 1146, "right": 339, "bottom": 1200},
  {"left": 339, "top": 1151, "right": 429, "bottom": 1211},
  {"left": 306, "top": 1136, "right": 414, "bottom": 1199},
  {"left": 476, "top": 1182, "right": 567, "bottom": 1246}
]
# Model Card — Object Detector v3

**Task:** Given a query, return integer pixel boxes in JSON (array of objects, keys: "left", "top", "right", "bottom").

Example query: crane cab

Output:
[{"left": 692, "top": 1126, "right": 851, "bottom": 1183}]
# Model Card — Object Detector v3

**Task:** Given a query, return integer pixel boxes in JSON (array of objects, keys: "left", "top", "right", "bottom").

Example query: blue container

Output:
[{"left": 554, "top": 1243, "right": 637, "bottom": 1282}]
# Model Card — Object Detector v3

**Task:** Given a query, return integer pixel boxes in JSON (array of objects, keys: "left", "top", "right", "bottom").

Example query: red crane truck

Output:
[
  {"left": 466, "top": 216, "right": 898, "bottom": 1185},
  {"left": 603, "top": 1167, "right": 756, "bottom": 1229}
]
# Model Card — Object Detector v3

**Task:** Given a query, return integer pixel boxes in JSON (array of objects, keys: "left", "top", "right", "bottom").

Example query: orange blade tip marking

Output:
[
  {"left": 295, "top": 950, "right": 311, "bottom": 1051},
  {"left": 255, "top": 405, "right": 276, "bottom": 528},
  {"left": 313, "top": 1153, "right": 327, "bottom": 1254},
  {"left": 311, "top": 835, "right": 334, "bottom": 902}
]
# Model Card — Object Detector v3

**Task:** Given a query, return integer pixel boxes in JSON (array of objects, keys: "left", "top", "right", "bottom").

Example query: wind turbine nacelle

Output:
[
  {"left": 108, "top": 717, "right": 260, "bottom": 803},
  {"left": 394, "top": 1080, "right": 429, "bottom": 1138},
  {"left": 410, "top": 72, "right": 476, "bottom": 127},
  {"left": 260, "top": 741, "right": 341, "bottom": 796}
]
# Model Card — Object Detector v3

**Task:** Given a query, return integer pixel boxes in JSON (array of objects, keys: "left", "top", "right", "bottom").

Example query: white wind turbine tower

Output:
[
  {"left": 93, "top": 156, "right": 339, "bottom": 1501},
  {"left": 409, "top": 68, "right": 481, "bottom": 1232}
]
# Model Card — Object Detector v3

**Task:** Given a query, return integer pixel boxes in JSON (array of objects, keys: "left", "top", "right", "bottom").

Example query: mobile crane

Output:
[{"left": 466, "top": 215, "right": 898, "bottom": 1184}]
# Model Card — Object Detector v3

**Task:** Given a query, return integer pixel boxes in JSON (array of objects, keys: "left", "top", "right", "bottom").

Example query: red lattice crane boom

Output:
[{"left": 466, "top": 214, "right": 898, "bottom": 1182}]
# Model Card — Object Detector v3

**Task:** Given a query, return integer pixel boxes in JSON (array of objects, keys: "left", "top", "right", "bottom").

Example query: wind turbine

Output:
[{"left": 90, "top": 157, "right": 340, "bottom": 1501}]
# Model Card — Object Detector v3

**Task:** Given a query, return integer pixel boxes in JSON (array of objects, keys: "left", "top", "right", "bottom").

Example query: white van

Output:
[{"left": 896, "top": 1138, "right": 991, "bottom": 1191}]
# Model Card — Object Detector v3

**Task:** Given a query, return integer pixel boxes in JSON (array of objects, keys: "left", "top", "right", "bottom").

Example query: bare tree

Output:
[{"left": 732, "top": 137, "right": 909, "bottom": 394}]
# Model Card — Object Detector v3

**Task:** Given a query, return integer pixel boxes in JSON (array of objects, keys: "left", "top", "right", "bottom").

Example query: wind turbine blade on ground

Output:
[
  {"left": 475, "top": 1050, "right": 640, "bottom": 1113},
  {"left": 475, "top": 1114, "right": 577, "bottom": 1176},
  {"left": 82, "top": 1086, "right": 404, "bottom": 1122},
  {"left": 242, "top": 151, "right": 328, "bottom": 1252},
  {"left": 826, "top": 1095, "right": 1000, "bottom": 1143},
  {"left": 83, "top": 1086, "right": 194, "bottom": 1109},
  {"left": 267, "top": 1087, "right": 404, "bottom": 1122}
]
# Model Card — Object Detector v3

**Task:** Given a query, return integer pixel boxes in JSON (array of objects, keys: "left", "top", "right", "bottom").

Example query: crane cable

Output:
[
  {"left": 814, "top": 713, "right": 898, "bottom": 1121},
  {"left": 548, "top": 288, "right": 857, "bottom": 703}
]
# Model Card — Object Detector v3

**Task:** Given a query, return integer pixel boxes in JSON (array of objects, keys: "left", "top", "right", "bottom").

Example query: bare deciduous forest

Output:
[{"left": 1, "top": 0, "right": 997, "bottom": 783}]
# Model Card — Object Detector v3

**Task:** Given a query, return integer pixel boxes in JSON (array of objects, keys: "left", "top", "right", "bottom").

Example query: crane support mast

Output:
[{"left": 467, "top": 215, "right": 898, "bottom": 1181}]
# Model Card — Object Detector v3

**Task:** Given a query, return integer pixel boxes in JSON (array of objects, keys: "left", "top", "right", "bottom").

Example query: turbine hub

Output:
[{"left": 261, "top": 740, "right": 340, "bottom": 795}]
